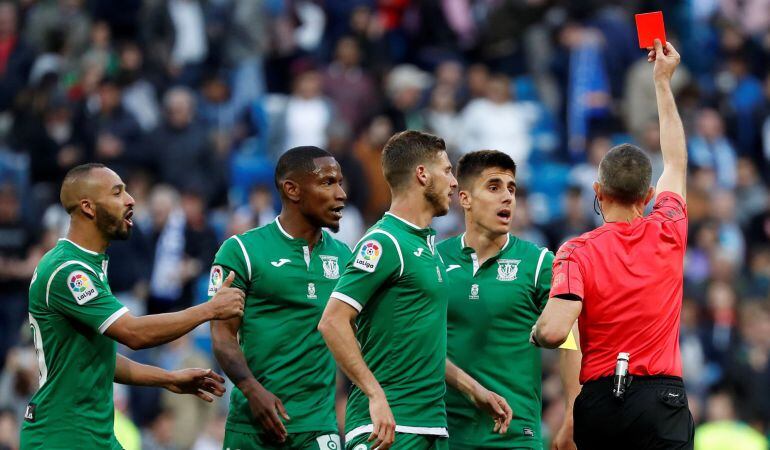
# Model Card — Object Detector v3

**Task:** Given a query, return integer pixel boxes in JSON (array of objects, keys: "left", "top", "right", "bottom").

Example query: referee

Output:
[{"left": 531, "top": 39, "right": 693, "bottom": 449}]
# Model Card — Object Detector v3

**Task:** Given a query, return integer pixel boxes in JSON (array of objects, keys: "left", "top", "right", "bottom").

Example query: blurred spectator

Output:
[
  {"left": 0, "top": 183, "right": 40, "bottom": 366},
  {"left": 76, "top": 76, "right": 143, "bottom": 174},
  {"left": 711, "top": 189, "right": 745, "bottom": 266},
  {"left": 424, "top": 85, "right": 460, "bottom": 155},
  {"left": 0, "top": 1, "right": 33, "bottom": 113},
  {"left": 322, "top": 36, "right": 378, "bottom": 132},
  {"left": 28, "top": 28, "right": 68, "bottom": 86},
  {"left": 681, "top": 297, "right": 709, "bottom": 396},
  {"left": 735, "top": 158, "right": 768, "bottom": 226},
  {"left": 352, "top": 115, "right": 393, "bottom": 223},
  {"left": 689, "top": 108, "right": 738, "bottom": 189},
  {"left": 223, "top": 0, "right": 267, "bottom": 110},
  {"left": 0, "top": 407, "right": 18, "bottom": 450},
  {"left": 116, "top": 41, "right": 161, "bottom": 131},
  {"left": 694, "top": 389, "right": 768, "bottom": 450},
  {"left": 458, "top": 73, "right": 536, "bottom": 164},
  {"left": 569, "top": 133, "right": 611, "bottom": 215},
  {"left": 384, "top": 64, "right": 431, "bottom": 131},
  {"left": 24, "top": 0, "right": 91, "bottom": 61},
  {"left": 141, "top": 409, "right": 176, "bottom": 450},
  {"left": 190, "top": 413, "right": 227, "bottom": 450},
  {"left": 545, "top": 185, "right": 593, "bottom": 248},
  {"left": 702, "top": 282, "right": 741, "bottom": 373},
  {"left": 231, "top": 184, "right": 276, "bottom": 235},
  {"left": 0, "top": 346, "right": 38, "bottom": 421},
  {"left": 146, "top": 0, "right": 208, "bottom": 87},
  {"left": 146, "top": 87, "right": 225, "bottom": 205}
]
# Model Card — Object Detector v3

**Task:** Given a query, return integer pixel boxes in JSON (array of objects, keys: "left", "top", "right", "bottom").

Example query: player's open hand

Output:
[
  {"left": 244, "top": 383, "right": 290, "bottom": 443},
  {"left": 164, "top": 368, "right": 226, "bottom": 402},
  {"left": 209, "top": 271, "right": 245, "bottom": 320},
  {"left": 647, "top": 39, "right": 680, "bottom": 83},
  {"left": 471, "top": 384, "right": 513, "bottom": 434},
  {"left": 368, "top": 392, "right": 396, "bottom": 450}
]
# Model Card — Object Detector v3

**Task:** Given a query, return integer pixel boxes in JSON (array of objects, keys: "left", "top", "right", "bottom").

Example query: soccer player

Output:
[
  {"left": 437, "top": 150, "right": 581, "bottom": 450},
  {"left": 318, "top": 131, "right": 511, "bottom": 450},
  {"left": 22, "top": 163, "right": 245, "bottom": 449},
  {"left": 209, "top": 146, "right": 351, "bottom": 450},
  {"left": 533, "top": 40, "right": 692, "bottom": 449}
]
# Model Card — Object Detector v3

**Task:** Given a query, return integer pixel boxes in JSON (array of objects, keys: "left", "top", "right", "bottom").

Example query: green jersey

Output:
[
  {"left": 22, "top": 239, "right": 128, "bottom": 450},
  {"left": 437, "top": 233, "right": 553, "bottom": 449},
  {"left": 208, "top": 219, "right": 351, "bottom": 434},
  {"left": 331, "top": 213, "right": 449, "bottom": 442}
]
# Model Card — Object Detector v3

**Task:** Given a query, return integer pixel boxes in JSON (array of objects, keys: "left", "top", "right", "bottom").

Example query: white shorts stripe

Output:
[{"left": 345, "top": 424, "right": 448, "bottom": 442}]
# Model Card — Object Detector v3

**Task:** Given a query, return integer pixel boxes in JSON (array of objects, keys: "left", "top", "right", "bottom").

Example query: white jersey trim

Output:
[
  {"left": 59, "top": 238, "right": 100, "bottom": 255},
  {"left": 534, "top": 247, "right": 549, "bottom": 287},
  {"left": 231, "top": 236, "right": 252, "bottom": 281},
  {"left": 355, "top": 230, "right": 404, "bottom": 278},
  {"left": 28, "top": 314, "right": 48, "bottom": 387},
  {"left": 345, "top": 424, "right": 448, "bottom": 442},
  {"left": 46, "top": 260, "right": 98, "bottom": 307},
  {"left": 384, "top": 212, "right": 423, "bottom": 230},
  {"left": 331, "top": 291, "right": 363, "bottom": 312},
  {"left": 274, "top": 217, "right": 294, "bottom": 239},
  {"left": 98, "top": 306, "right": 129, "bottom": 334}
]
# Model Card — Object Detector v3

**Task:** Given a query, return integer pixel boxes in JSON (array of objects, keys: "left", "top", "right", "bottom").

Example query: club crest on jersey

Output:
[
  {"left": 320, "top": 255, "right": 340, "bottom": 279},
  {"left": 469, "top": 283, "right": 480, "bottom": 300},
  {"left": 68, "top": 271, "right": 98, "bottom": 304},
  {"left": 315, "top": 434, "right": 341, "bottom": 449},
  {"left": 208, "top": 265, "right": 224, "bottom": 296},
  {"left": 353, "top": 240, "right": 381, "bottom": 272},
  {"left": 307, "top": 282, "right": 317, "bottom": 299},
  {"left": 497, "top": 259, "right": 520, "bottom": 281}
]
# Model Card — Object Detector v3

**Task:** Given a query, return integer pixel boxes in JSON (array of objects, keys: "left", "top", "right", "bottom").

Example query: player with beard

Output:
[
  {"left": 209, "top": 146, "right": 351, "bottom": 450},
  {"left": 319, "top": 131, "right": 511, "bottom": 450},
  {"left": 22, "top": 163, "right": 245, "bottom": 449}
]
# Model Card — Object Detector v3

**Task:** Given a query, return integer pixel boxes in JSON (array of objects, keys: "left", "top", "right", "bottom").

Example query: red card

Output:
[{"left": 635, "top": 11, "right": 667, "bottom": 49}]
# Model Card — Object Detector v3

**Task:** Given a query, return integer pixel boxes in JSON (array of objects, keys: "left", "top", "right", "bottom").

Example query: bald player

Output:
[{"left": 22, "top": 163, "right": 245, "bottom": 450}]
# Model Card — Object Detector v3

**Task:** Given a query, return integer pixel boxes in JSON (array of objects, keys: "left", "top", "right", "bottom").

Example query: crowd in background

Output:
[{"left": 0, "top": 0, "right": 769, "bottom": 449}]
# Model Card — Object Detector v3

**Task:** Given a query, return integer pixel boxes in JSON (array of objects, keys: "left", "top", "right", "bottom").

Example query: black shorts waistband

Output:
[{"left": 583, "top": 375, "right": 684, "bottom": 389}]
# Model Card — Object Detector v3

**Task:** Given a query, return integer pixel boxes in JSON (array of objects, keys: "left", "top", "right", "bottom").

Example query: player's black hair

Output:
[
  {"left": 381, "top": 130, "right": 446, "bottom": 192},
  {"left": 456, "top": 150, "right": 516, "bottom": 190},
  {"left": 274, "top": 146, "right": 333, "bottom": 191},
  {"left": 598, "top": 143, "right": 652, "bottom": 204}
]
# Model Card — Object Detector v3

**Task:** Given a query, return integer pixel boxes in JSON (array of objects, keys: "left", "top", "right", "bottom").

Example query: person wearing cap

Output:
[{"left": 531, "top": 39, "right": 694, "bottom": 449}]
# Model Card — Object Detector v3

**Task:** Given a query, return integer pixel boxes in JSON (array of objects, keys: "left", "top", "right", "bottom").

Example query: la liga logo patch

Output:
[
  {"left": 208, "top": 265, "right": 224, "bottom": 296},
  {"left": 67, "top": 270, "right": 98, "bottom": 304},
  {"left": 354, "top": 239, "right": 382, "bottom": 272}
]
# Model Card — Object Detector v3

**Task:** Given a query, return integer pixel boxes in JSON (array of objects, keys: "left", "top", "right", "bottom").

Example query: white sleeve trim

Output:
[
  {"left": 534, "top": 247, "right": 549, "bottom": 287},
  {"left": 345, "top": 424, "right": 448, "bottom": 442},
  {"left": 46, "top": 260, "right": 98, "bottom": 307},
  {"left": 98, "top": 306, "right": 129, "bottom": 334},
  {"left": 231, "top": 236, "right": 252, "bottom": 280},
  {"left": 331, "top": 292, "right": 363, "bottom": 313}
]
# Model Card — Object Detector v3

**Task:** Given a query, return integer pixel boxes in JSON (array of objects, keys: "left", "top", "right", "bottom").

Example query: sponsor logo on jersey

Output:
[
  {"left": 68, "top": 271, "right": 98, "bottom": 304},
  {"left": 413, "top": 247, "right": 424, "bottom": 257},
  {"left": 315, "top": 434, "right": 341, "bottom": 449},
  {"left": 446, "top": 264, "right": 461, "bottom": 272},
  {"left": 552, "top": 272, "right": 566, "bottom": 288},
  {"left": 320, "top": 255, "right": 340, "bottom": 279},
  {"left": 496, "top": 259, "right": 520, "bottom": 281},
  {"left": 271, "top": 258, "right": 291, "bottom": 267},
  {"left": 353, "top": 240, "right": 381, "bottom": 272},
  {"left": 523, "top": 427, "right": 535, "bottom": 437},
  {"left": 469, "top": 283, "right": 480, "bottom": 300},
  {"left": 307, "top": 282, "right": 317, "bottom": 299},
  {"left": 208, "top": 265, "right": 224, "bottom": 296},
  {"left": 24, "top": 403, "right": 36, "bottom": 422}
]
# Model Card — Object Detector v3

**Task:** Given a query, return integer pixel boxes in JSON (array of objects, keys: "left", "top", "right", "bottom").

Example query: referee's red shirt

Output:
[{"left": 550, "top": 191, "right": 688, "bottom": 384}]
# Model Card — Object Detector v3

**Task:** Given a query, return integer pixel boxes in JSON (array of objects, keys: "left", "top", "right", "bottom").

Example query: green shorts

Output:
[
  {"left": 223, "top": 429, "right": 341, "bottom": 450},
  {"left": 345, "top": 433, "right": 448, "bottom": 450}
]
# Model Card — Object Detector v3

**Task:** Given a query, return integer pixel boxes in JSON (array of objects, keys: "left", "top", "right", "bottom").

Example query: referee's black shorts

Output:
[{"left": 573, "top": 375, "right": 694, "bottom": 450}]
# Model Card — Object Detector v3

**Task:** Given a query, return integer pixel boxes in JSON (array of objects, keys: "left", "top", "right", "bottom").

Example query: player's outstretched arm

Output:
[
  {"left": 114, "top": 354, "right": 226, "bottom": 402},
  {"left": 551, "top": 323, "right": 581, "bottom": 450},
  {"left": 648, "top": 39, "right": 687, "bottom": 200},
  {"left": 105, "top": 272, "right": 244, "bottom": 350},
  {"left": 318, "top": 299, "right": 396, "bottom": 450},
  {"left": 211, "top": 316, "right": 290, "bottom": 443},
  {"left": 446, "top": 359, "right": 513, "bottom": 434}
]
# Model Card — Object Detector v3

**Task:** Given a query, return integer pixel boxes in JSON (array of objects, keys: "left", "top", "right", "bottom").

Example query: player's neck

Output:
[
  {"left": 601, "top": 202, "right": 644, "bottom": 224},
  {"left": 464, "top": 220, "right": 508, "bottom": 264},
  {"left": 276, "top": 210, "right": 322, "bottom": 247},
  {"left": 389, "top": 194, "right": 434, "bottom": 229},
  {"left": 66, "top": 219, "right": 109, "bottom": 254}
]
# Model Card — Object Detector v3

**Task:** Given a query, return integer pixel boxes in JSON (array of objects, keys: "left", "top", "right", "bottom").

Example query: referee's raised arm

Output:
[{"left": 649, "top": 39, "right": 687, "bottom": 200}]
